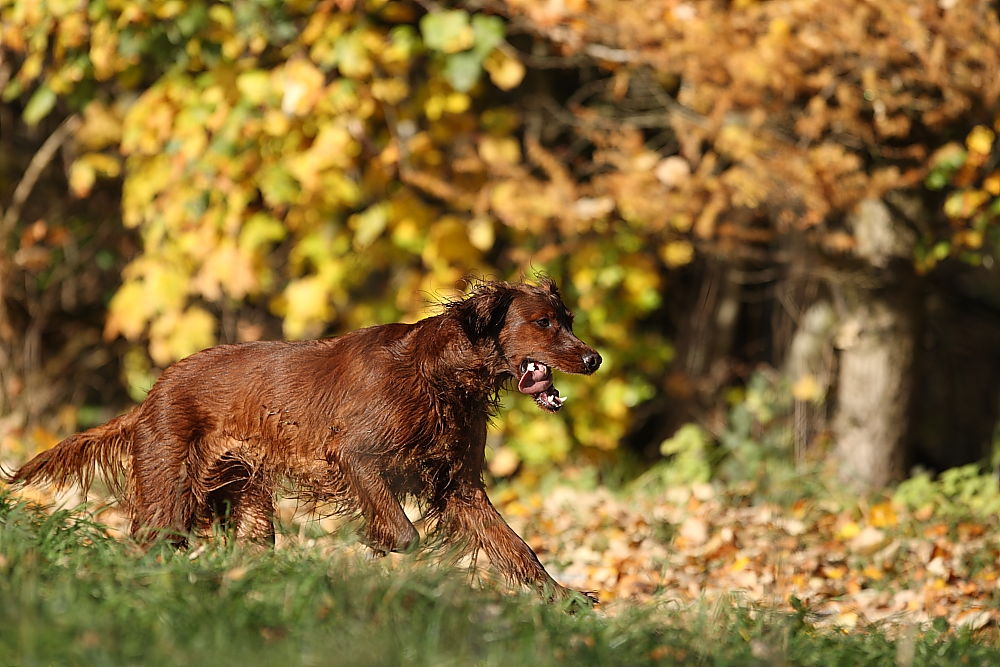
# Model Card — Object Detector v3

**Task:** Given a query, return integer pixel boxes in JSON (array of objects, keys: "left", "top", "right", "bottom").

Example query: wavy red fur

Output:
[{"left": 4, "top": 278, "right": 602, "bottom": 600}]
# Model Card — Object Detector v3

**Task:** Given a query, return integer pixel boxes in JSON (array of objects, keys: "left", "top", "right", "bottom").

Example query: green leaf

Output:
[
  {"left": 335, "top": 30, "right": 372, "bottom": 78},
  {"left": 258, "top": 164, "right": 300, "bottom": 207},
  {"left": 239, "top": 213, "right": 287, "bottom": 252},
  {"left": 420, "top": 10, "right": 474, "bottom": 54},
  {"left": 350, "top": 203, "right": 389, "bottom": 249},
  {"left": 236, "top": 70, "right": 272, "bottom": 105},
  {"left": 443, "top": 51, "right": 483, "bottom": 92},
  {"left": 3, "top": 78, "right": 24, "bottom": 102},
  {"left": 471, "top": 14, "right": 505, "bottom": 58},
  {"left": 176, "top": 4, "right": 209, "bottom": 36},
  {"left": 23, "top": 85, "right": 57, "bottom": 125}
]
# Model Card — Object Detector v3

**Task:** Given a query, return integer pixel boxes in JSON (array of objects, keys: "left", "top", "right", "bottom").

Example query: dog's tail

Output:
[{"left": 3, "top": 412, "right": 135, "bottom": 497}]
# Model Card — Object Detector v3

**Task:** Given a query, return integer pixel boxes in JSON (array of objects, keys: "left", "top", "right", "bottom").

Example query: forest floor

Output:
[
  {"left": 494, "top": 479, "right": 999, "bottom": 636},
  {"left": 12, "top": 466, "right": 996, "bottom": 641}
]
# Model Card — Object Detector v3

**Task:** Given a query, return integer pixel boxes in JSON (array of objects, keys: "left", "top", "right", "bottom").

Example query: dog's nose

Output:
[{"left": 583, "top": 352, "right": 602, "bottom": 373}]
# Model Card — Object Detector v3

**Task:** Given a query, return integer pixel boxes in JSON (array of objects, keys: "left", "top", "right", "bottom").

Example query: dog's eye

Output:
[{"left": 535, "top": 318, "right": 551, "bottom": 328}]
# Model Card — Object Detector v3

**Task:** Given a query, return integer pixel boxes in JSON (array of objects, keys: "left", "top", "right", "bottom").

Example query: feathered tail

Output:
[{"left": 3, "top": 412, "right": 135, "bottom": 499}]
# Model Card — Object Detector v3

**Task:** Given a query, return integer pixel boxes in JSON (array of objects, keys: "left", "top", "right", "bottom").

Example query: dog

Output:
[{"left": 5, "top": 278, "right": 601, "bottom": 601}]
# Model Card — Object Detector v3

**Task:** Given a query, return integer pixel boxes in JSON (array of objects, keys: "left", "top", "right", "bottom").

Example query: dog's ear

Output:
[{"left": 451, "top": 283, "right": 515, "bottom": 341}]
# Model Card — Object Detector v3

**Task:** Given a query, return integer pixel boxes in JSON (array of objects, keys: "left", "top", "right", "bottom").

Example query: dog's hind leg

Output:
[
  {"left": 125, "top": 422, "right": 201, "bottom": 547},
  {"left": 203, "top": 453, "right": 275, "bottom": 544},
  {"left": 232, "top": 480, "right": 276, "bottom": 544}
]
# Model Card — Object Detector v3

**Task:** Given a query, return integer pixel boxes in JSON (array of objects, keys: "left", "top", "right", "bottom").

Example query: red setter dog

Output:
[{"left": 6, "top": 278, "right": 601, "bottom": 602}]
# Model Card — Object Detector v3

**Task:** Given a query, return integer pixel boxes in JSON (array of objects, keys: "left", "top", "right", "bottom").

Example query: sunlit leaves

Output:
[
  {"left": 420, "top": 10, "right": 475, "bottom": 54},
  {"left": 0, "top": 0, "right": 772, "bottom": 466},
  {"left": 22, "top": 85, "right": 56, "bottom": 125},
  {"left": 420, "top": 10, "right": 512, "bottom": 92},
  {"left": 349, "top": 203, "right": 390, "bottom": 249},
  {"left": 966, "top": 125, "right": 996, "bottom": 156},
  {"left": 69, "top": 153, "right": 121, "bottom": 198},
  {"left": 148, "top": 306, "right": 215, "bottom": 365},
  {"left": 483, "top": 49, "right": 525, "bottom": 90},
  {"left": 236, "top": 70, "right": 271, "bottom": 105},
  {"left": 926, "top": 115, "right": 1000, "bottom": 269}
]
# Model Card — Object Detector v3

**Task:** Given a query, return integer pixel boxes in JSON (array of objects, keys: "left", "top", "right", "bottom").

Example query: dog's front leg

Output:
[
  {"left": 338, "top": 451, "right": 418, "bottom": 554},
  {"left": 438, "top": 486, "right": 596, "bottom": 604}
]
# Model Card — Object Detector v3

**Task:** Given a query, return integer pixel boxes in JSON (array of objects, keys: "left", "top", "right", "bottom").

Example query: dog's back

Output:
[{"left": 6, "top": 280, "right": 603, "bottom": 602}]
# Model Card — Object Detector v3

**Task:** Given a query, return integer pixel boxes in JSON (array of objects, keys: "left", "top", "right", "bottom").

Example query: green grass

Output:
[{"left": 0, "top": 493, "right": 997, "bottom": 666}]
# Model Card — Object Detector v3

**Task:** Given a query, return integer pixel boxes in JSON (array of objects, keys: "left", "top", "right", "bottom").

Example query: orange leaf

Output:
[{"left": 867, "top": 501, "right": 897, "bottom": 528}]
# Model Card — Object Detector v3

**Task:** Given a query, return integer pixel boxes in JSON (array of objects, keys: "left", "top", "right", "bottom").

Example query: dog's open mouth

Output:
[{"left": 517, "top": 360, "right": 566, "bottom": 412}]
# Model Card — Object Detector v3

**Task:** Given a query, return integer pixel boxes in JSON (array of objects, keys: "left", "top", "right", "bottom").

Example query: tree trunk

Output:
[
  {"left": 832, "top": 283, "right": 915, "bottom": 489},
  {"left": 830, "top": 198, "right": 918, "bottom": 490}
]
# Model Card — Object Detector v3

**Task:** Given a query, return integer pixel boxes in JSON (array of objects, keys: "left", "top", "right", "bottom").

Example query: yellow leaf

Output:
[
  {"left": 468, "top": 217, "right": 495, "bottom": 251},
  {"left": 239, "top": 213, "right": 287, "bottom": 253},
  {"left": 422, "top": 217, "right": 478, "bottom": 268},
  {"left": 967, "top": 125, "right": 996, "bottom": 155},
  {"left": 237, "top": 70, "right": 272, "bottom": 105},
  {"left": 208, "top": 4, "right": 234, "bottom": 29},
  {"left": 349, "top": 203, "right": 389, "bottom": 249},
  {"left": 335, "top": 30, "right": 373, "bottom": 78},
  {"left": 730, "top": 555, "right": 751, "bottom": 573},
  {"left": 262, "top": 109, "right": 291, "bottom": 136},
  {"left": 792, "top": 374, "right": 823, "bottom": 402},
  {"left": 837, "top": 521, "right": 861, "bottom": 540},
  {"left": 371, "top": 77, "right": 409, "bottom": 104},
  {"left": 955, "top": 229, "right": 983, "bottom": 249},
  {"left": 77, "top": 101, "right": 122, "bottom": 150},
  {"left": 156, "top": 0, "right": 185, "bottom": 19},
  {"left": 89, "top": 19, "right": 117, "bottom": 80},
  {"left": 834, "top": 611, "right": 858, "bottom": 629},
  {"left": 444, "top": 92, "right": 470, "bottom": 114},
  {"left": 767, "top": 18, "right": 791, "bottom": 41},
  {"left": 983, "top": 171, "right": 1000, "bottom": 195},
  {"left": 194, "top": 241, "right": 258, "bottom": 300},
  {"left": 660, "top": 240, "right": 694, "bottom": 268},
  {"left": 288, "top": 124, "right": 358, "bottom": 192},
  {"left": 867, "top": 501, "right": 898, "bottom": 527},
  {"left": 69, "top": 159, "right": 96, "bottom": 198},
  {"left": 279, "top": 59, "right": 325, "bottom": 116},
  {"left": 479, "top": 136, "right": 521, "bottom": 166},
  {"left": 149, "top": 307, "right": 215, "bottom": 365},
  {"left": 105, "top": 281, "right": 151, "bottom": 340},
  {"left": 484, "top": 49, "right": 525, "bottom": 91},
  {"left": 281, "top": 276, "right": 333, "bottom": 339}
]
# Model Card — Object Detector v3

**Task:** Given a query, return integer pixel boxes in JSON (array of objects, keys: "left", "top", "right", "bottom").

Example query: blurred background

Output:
[{"left": 1, "top": 0, "right": 999, "bottom": 494}]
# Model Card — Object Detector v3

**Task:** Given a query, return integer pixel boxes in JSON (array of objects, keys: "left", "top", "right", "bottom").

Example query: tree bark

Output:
[
  {"left": 830, "top": 198, "right": 918, "bottom": 490},
  {"left": 832, "top": 283, "right": 915, "bottom": 489}
]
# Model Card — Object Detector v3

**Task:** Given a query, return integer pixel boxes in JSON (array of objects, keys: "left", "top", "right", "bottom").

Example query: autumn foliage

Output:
[{"left": 1, "top": 0, "right": 999, "bottom": 474}]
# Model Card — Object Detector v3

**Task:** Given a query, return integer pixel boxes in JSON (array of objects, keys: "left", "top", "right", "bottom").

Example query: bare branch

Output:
[{"left": 1, "top": 114, "right": 81, "bottom": 243}]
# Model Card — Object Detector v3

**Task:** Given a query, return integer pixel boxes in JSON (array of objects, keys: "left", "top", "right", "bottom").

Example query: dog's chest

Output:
[{"left": 385, "top": 410, "right": 488, "bottom": 497}]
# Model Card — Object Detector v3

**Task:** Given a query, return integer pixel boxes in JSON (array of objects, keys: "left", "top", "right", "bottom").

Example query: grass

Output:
[{"left": 1, "top": 493, "right": 997, "bottom": 666}]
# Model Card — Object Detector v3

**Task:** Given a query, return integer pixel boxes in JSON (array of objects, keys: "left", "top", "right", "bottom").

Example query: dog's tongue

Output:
[{"left": 518, "top": 362, "right": 552, "bottom": 394}]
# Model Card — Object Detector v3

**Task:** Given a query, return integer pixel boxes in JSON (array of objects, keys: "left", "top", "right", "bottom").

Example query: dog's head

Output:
[{"left": 451, "top": 277, "right": 601, "bottom": 412}]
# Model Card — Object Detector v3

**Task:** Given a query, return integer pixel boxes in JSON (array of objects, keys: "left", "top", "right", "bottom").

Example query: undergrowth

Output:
[{"left": 1, "top": 493, "right": 998, "bottom": 666}]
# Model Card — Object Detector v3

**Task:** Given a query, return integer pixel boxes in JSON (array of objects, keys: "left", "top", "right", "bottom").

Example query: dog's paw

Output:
[{"left": 550, "top": 586, "right": 599, "bottom": 613}]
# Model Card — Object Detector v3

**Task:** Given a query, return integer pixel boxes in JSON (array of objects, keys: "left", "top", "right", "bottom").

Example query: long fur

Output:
[
  {"left": 4, "top": 279, "right": 600, "bottom": 600},
  {"left": 6, "top": 412, "right": 133, "bottom": 501}
]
